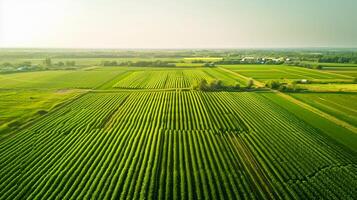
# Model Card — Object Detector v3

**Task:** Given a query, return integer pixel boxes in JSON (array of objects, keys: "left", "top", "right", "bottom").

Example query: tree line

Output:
[
  {"left": 101, "top": 60, "right": 176, "bottom": 67},
  {"left": 318, "top": 56, "right": 357, "bottom": 64},
  {"left": 192, "top": 79, "right": 254, "bottom": 91}
]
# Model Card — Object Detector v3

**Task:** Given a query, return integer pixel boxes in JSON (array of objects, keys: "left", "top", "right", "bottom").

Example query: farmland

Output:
[
  {"left": 290, "top": 93, "right": 357, "bottom": 127},
  {"left": 0, "top": 49, "right": 356, "bottom": 199},
  {"left": 112, "top": 68, "right": 246, "bottom": 89},
  {"left": 0, "top": 89, "right": 81, "bottom": 137},
  {"left": 0, "top": 70, "right": 127, "bottom": 89},
  {"left": 297, "top": 84, "right": 357, "bottom": 92},
  {"left": 0, "top": 91, "right": 356, "bottom": 199},
  {"left": 322, "top": 66, "right": 357, "bottom": 78},
  {"left": 222, "top": 65, "right": 353, "bottom": 82}
]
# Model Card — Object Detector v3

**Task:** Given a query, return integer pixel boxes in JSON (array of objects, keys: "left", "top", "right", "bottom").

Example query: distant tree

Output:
[
  {"left": 23, "top": 61, "right": 32, "bottom": 66},
  {"left": 265, "top": 80, "right": 281, "bottom": 89},
  {"left": 44, "top": 58, "right": 52, "bottom": 66},
  {"left": 198, "top": 79, "right": 208, "bottom": 90},
  {"left": 2, "top": 62, "right": 13, "bottom": 67},
  {"left": 265, "top": 60, "right": 274, "bottom": 65},
  {"left": 246, "top": 79, "right": 254, "bottom": 89},
  {"left": 234, "top": 82, "right": 241, "bottom": 90},
  {"left": 209, "top": 79, "right": 223, "bottom": 90},
  {"left": 289, "top": 82, "right": 298, "bottom": 91},
  {"left": 203, "top": 63, "right": 216, "bottom": 67},
  {"left": 65, "top": 61, "right": 76, "bottom": 66},
  {"left": 314, "top": 65, "right": 323, "bottom": 70},
  {"left": 192, "top": 79, "right": 209, "bottom": 91},
  {"left": 102, "top": 61, "right": 109, "bottom": 66},
  {"left": 102, "top": 60, "right": 118, "bottom": 66},
  {"left": 278, "top": 84, "right": 287, "bottom": 92},
  {"left": 57, "top": 61, "right": 65, "bottom": 67},
  {"left": 279, "top": 82, "right": 300, "bottom": 92}
]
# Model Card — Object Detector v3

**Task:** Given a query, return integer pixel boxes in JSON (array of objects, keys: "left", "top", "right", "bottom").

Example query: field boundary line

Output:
[
  {"left": 317, "top": 97, "right": 357, "bottom": 113},
  {"left": 226, "top": 133, "right": 278, "bottom": 199},
  {"left": 275, "top": 92, "right": 357, "bottom": 133},
  {"left": 318, "top": 68, "right": 355, "bottom": 79},
  {"left": 290, "top": 63, "right": 355, "bottom": 79}
]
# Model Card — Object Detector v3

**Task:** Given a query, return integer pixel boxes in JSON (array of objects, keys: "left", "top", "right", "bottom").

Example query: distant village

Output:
[
  {"left": 240, "top": 56, "right": 290, "bottom": 64},
  {"left": 196, "top": 56, "right": 291, "bottom": 65}
]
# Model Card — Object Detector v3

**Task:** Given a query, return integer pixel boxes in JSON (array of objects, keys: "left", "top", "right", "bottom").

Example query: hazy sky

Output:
[{"left": 0, "top": 0, "right": 357, "bottom": 48}]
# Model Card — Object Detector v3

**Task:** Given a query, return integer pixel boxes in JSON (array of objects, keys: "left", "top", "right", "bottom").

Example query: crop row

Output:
[
  {"left": 0, "top": 91, "right": 355, "bottom": 199},
  {"left": 112, "top": 69, "right": 244, "bottom": 89},
  {"left": 215, "top": 92, "right": 356, "bottom": 199}
]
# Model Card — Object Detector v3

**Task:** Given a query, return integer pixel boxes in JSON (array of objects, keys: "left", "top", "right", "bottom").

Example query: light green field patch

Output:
[
  {"left": 0, "top": 89, "right": 82, "bottom": 136},
  {"left": 221, "top": 64, "right": 353, "bottom": 82},
  {"left": 183, "top": 57, "right": 223, "bottom": 62},
  {"left": 290, "top": 93, "right": 357, "bottom": 127},
  {"left": 0, "top": 70, "right": 125, "bottom": 89},
  {"left": 327, "top": 71, "right": 357, "bottom": 78},
  {"left": 298, "top": 84, "right": 357, "bottom": 92}
]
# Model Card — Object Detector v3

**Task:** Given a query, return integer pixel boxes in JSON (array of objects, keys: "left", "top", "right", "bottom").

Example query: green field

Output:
[
  {"left": 300, "top": 62, "right": 357, "bottom": 78},
  {"left": 325, "top": 70, "right": 357, "bottom": 78},
  {"left": 297, "top": 84, "right": 357, "bottom": 92},
  {"left": 0, "top": 91, "right": 356, "bottom": 199},
  {"left": 290, "top": 93, "right": 357, "bottom": 127},
  {"left": 0, "top": 51, "right": 357, "bottom": 199},
  {"left": 262, "top": 92, "right": 357, "bottom": 151},
  {"left": 304, "top": 62, "right": 357, "bottom": 68},
  {"left": 183, "top": 57, "right": 223, "bottom": 62},
  {"left": 0, "top": 70, "right": 126, "bottom": 89},
  {"left": 112, "top": 68, "right": 246, "bottom": 89},
  {"left": 0, "top": 89, "right": 81, "bottom": 137},
  {"left": 222, "top": 65, "right": 353, "bottom": 82},
  {"left": 322, "top": 66, "right": 357, "bottom": 78}
]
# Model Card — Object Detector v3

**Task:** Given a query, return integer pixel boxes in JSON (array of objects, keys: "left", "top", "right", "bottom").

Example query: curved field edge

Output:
[{"left": 0, "top": 89, "right": 87, "bottom": 140}]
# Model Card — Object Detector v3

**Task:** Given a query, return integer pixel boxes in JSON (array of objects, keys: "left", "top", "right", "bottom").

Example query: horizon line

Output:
[{"left": 1, "top": 46, "right": 357, "bottom": 51}]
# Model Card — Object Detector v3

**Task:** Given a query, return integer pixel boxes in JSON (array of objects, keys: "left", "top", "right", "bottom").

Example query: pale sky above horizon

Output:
[{"left": 0, "top": 0, "right": 357, "bottom": 48}]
